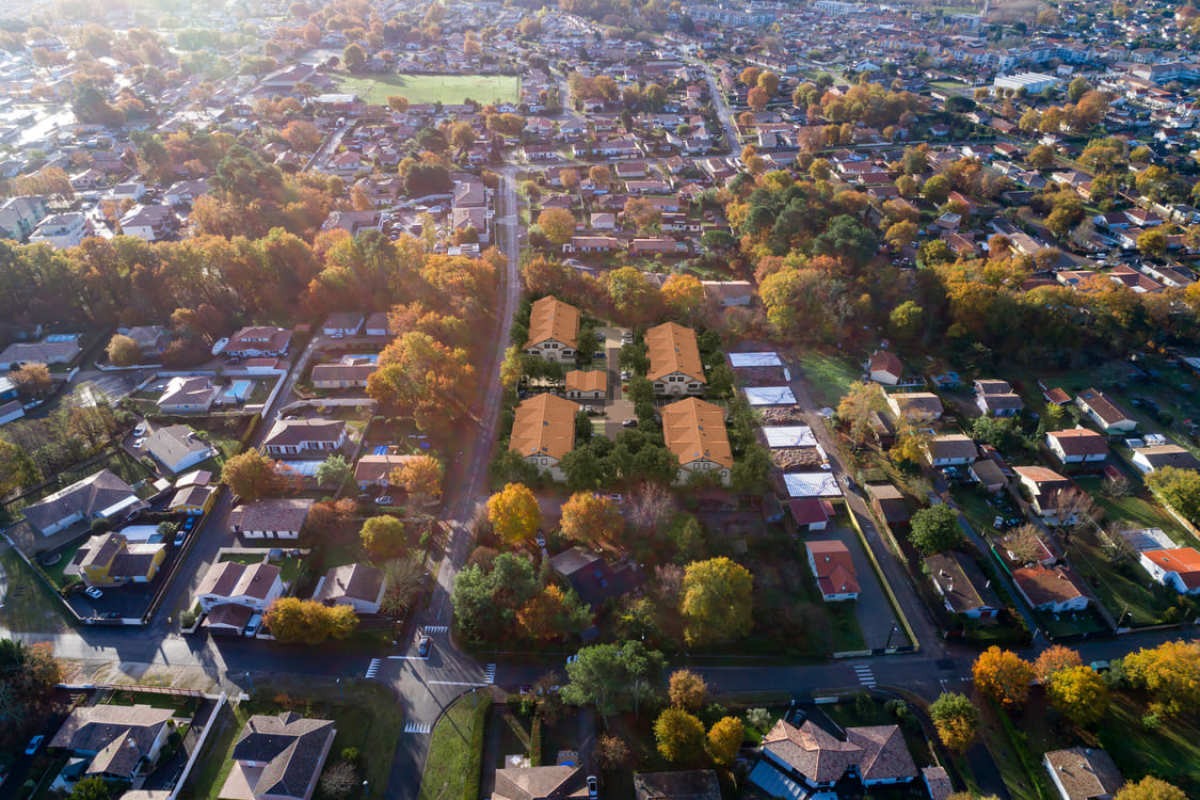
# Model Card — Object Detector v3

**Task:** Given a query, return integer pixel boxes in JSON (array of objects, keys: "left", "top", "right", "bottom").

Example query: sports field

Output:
[{"left": 334, "top": 73, "right": 520, "bottom": 106}]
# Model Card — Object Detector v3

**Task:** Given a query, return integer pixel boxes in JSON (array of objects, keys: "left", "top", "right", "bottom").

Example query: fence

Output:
[
  {"left": 843, "top": 501, "right": 920, "bottom": 653},
  {"left": 169, "top": 692, "right": 227, "bottom": 800}
]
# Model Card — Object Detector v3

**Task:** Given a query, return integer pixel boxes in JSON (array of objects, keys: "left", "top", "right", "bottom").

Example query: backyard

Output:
[
  {"left": 218, "top": 552, "right": 303, "bottom": 584},
  {"left": 335, "top": 73, "right": 520, "bottom": 105},
  {"left": 0, "top": 550, "right": 70, "bottom": 633}
]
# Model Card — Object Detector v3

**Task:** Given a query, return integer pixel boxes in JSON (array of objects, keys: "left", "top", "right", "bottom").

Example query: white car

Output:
[
  {"left": 85, "top": 586, "right": 103, "bottom": 599},
  {"left": 375, "top": 496, "right": 394, "bottom": 505}
]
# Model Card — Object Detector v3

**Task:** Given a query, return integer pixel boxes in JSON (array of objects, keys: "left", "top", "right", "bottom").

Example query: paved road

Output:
[{"left": 692, "top": 58, "right": 738, "bottom": 154}]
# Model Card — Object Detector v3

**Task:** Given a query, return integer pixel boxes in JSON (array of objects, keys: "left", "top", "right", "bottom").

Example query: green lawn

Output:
[
  {"left": 798, "top": 350, "right": 860, "bottom": 409},
  {"left": 219, "top": 553, "right": 302, "bottom": 583},
  {"left": 41, "top": 540, "right": 85, "bottom": 590},
  {"left": 827, "top": 602, "right": 867, "bottom": 653},
  {"left": 1076, "top": 477, "right": 1191, "bottom": 545},
  {"left": 0, "top": 550, "right": 70, "bottom": 633},
  {"left": 418, "top": 690, "right": 491, "bottom": 800},
  {"left": 976, "top": 698, "right": 1059, "bottom": 800},
  {"left": 335, "top": 73, "right": 520, "bottom": 106},
  {"left": 1067, "top": 527, "right": 1171, "bottom": 627},
  {"left": 1098, "top": 694, "right": 1200, "bottom": 796}
]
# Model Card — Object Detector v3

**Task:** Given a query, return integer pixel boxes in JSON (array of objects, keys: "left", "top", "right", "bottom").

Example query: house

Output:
[
  {"left": 322, "top": 312, "right": 364, "bottom": 336},
  {"left": 0, "top": 398, "right": 24, "bottom": 426},
  {"left": 634, "top": 771, "right": 722, "bottom": 800},
  {"left": 975, "top": 379, "right": 1024, "bottom": 417},
  {"left": 925, "top": 434, "right": 978, "bottom": 467},
  {"left": 924, "top": 551, "right": 1000, "bottom": 619},
  {"left": 145, "top": 425, "right": 217, "bottom": 474},
  {"left": 662, "top": 397, "right": 733, "bottom": 486},
  {"left": 1046, "top": 428, "right": 1109, "bottom": 464},
  {"left": 76, "top": 531, "right": 166, "bottom": 587},
  {"left": 886, "top": 392, "right": 943, "bottom": 420},
  {"left": 157, "top": 376, "right": 221, "bottom": 413},
  {"left": 702, "top": 280, "right": 753, "bottom": 308},
  {"left": 510, "top": 393, "right": 579, "bottom": 481},
  {"left": 122, "top": 325, "right": 170, "bottom": 359},
  {"left": 22, "top": 469, "right": 143, "bottom": 536},
  {"left": 783, "top": 472, "right": 843, "bottom": 498},
  {"left": 970, "top": 458, "right": 1008, "bottom": 492},
  {"left": 313, "top": 562, "right": 385, "bottom": 614},
  {"left": 646, "top": 322, "right": 705, "bottom": 396},
  {"left": 0, "top": 195, "right": 49, "bottom": 241},
  {"left": 806, "top": 540, "right": 860, "bottom": 601},
  {"left": 196, "top": 560, "right": 284, "bottom": 613},
  {"left": 868, "top": 483, "right": 911, "bottom": 527},
  {"left": 119, "top": 204, "right": 178, "bottom": 242},
  {"left": 230, "top": 498, "right": 314, "bottom": 539},
  {"left": 786, "top": 497, "right": 833, "bottom": 532},
  {"left": 565, "top": 235, "right": 622, "bottom": 253},
  {"left": 1131, "top": 444, "right": 1200, "bottom": 474},
  {"left": 524, "top": 296, "right": 580, "bottom": 364},
  {"left": 923, "top": 767, "right": 954, "bottom": 800},
  {"left": 0, "top": 336, "right": 81, "bottom": 370},
  {"left": 219, "top": 712, "right": 336, "bottom": 800},
  {"left": 263, "top": 419, "right": 347, "bottom": 456},
  {"left": 1139, "top": 547, "right": 1200, "bottom": 595},
  {"left": 550, "top": 546, "right": 643, "bottom": 609},
  {"left": 48, "top": 705, "right": 173, "bottom": 782},
  {"left": 226, "top": 327, "right": 292, "bottom": 358},
  {"left": 492, "top": 765, "right": 587, "bottom": 800},
  {"left": 1076, "top": 388, "right": 1136, "bottom": 434},
  {"left": 1011, "top": 566, "right": 1089, "bottom": 612},
  {"left": 169, "top": 484, "right": 216, "bottom": 515},
  {"left": 866, "top": 350, "right": 903, "bottom": 385},
  {"left": 311, "top": 363, "right": 375, "bottom": 389},
  {"left": 1042, "top": 748, "right": 1123, "bottom": 800},
  {"left": 364, "top": 311, "right": 390, "bottom": 336},
  {"left": 29, "top": 212, "right": 90, "bottom": 248},
  {"left": 1013, "top": 466, "right": 1077, "bottom": 524},
  {"left": 354, "top": 453, "right": 420, "bottom": 490},
  {"left": 755, "top": 718, "right": 917, "bottom": 792},
  {"left": 564, "top": 370, "right": 606, "bottom": 401}
]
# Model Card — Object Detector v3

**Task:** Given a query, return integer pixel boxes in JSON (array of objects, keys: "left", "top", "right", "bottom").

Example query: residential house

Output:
[
  {"left": 1011, "top": 566, "right": 1089, "bottom": 612},
  {"left": 354, "top": 453, "right": 420, "bottom": 490},
  {"left": 119, "top": 204, "right": 177, "bottom": 242},
  {"left": 48, "top": 705, "right": 173, "bottom": 782},
  {"left": 164, "top": 178, "right": 209, "bottom": 206},
  {"left": 565, "top": 235, "right": 622, "bottom": 253},
  {"left": 1076, "top": 388, "right": 1137, "bottom": 434},
  {"left": 1131, "top": 444, "right": 1200, "bottom": 474},
  {"left": 868, "top": 483, "right": 911, "bottom": 527},
  {"left": 975, "top": 379, "right": 1024, "bottom": 417},
  {"left": 322, "top": 312, "right": 364, "bottom": 336},
  {"left": 1013, "top": 466, "right": 1078, "bottom": 524},
  {"left": 76, "top": 531, "right": 166, "bottom": 588},
  {"left": 923, "top": 767, "right": 954, "bottom": 800},
  {"left": 786, "top": 498, "right": 833, "bottom": 533},
  {"left": 1046, "top": 428, "right": 1109, "bottom": 464},
  {"left": 157, "top": 376, "right": 221, "bottom": 413},
  {"left": 263, "top": 419, "right": 347, "bottom": 457},
  {"left": 313, "top": 563, "right": 386, "bottom": 614},
  {"left": 169, "top": 484, "right": 216, "bottom": 515},
  {"left": 219, "top": 713, "right": 336, "bottom": 800},
  {"left": 1042, "top": 748, "right": 1123, "bottom": 800},
  {"left": 886, "top": 392, "right": 943, "bottom": 420},
  {"left": 662, "top": 397, "right": 733, "bottom": 486},
  {"left": 524, "top": 296, "right": 580, "bottom": 364},
  {"left": 226, "top": 327, "right": 292, "bottom": 358},
  {"left": 229, "top": 498, "right": 314, "bottom": 540},
  {"left": 806, "top": 540, "right": 860, "bottom": 601},
  {"left": 29, "top": 212, "right": 89, "bottom": 248},
  {"left": 701, "top": 280, "right": 753, "bottom": 307},
  {"left": 510, "top": 393, "right": 579, "bottom": 481},
  {"left": 311, "top": 362, "right": 375, "bottom": 389},
  {"left": 866, "top": 350, "right": 903, "bottom": 385},
  {"left": 122, "top": 325, "right": 170, "bottom": 359},
  {"left": 550, "top": 547, "right": 643, "bottom": 609},
  {"left": 634, "top": 771, "right": 721, "bottom": 800},
  {"left": 646, "top": 322, "right": 705, "bottom": 396},
  {"left": 22, "top": 469, "right": 143, "bottom": 536},
  {"left": 924, "top": 551, "right": 1000, "bottom": 619},
  {"left": 0, "top": 195, "right": 48, "bottom": 241},
  {"left": 754, "top": 718, "right": 917, "bottom": 793},
  {"left": 492, "top": 766, "right": 587, "bottom": 800},
  {"left": 196, "top": 560, "right": 284, "bottom": 614},
  {"left": 145, "top": 425, "right": 217, "bottom": 474},
  {"left": 364, "top": 311, "right": 390, "bottom": 336},
  {"left": 1139, "top": 547, "right": 1200, "bottom": 596},
  {"left": 970, "top": 458, "right": 1008, "bottom": 492},
  {"left": 0, "top": 335, "right": 81, "bottom": 369},
  {"left": 925, "top": 434, "right": 978, "bottom": 467},
  {"left": 564, "top": 370, "right": 606, "bottom": 401}
]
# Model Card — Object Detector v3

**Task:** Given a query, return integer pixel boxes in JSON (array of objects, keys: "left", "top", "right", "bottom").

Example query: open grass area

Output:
[
  {"left": 826, "top": 602, "right": 868, "bottom": 652},
  {"left": 418, "top": 690, "right": 491, "bottom": 800},
  {"left": 1067, "top": 526, "right": 1172, "bottom": 627},
  {"left": 0, "top": 550, "right": 70, "bottom": 633},
  {"left": 797, "top": 350, "right": 860, "bottom": 409},
  {"left": 1098, "top": 694, "right": 1200, "bottom": 795},
  {"left": 40, "top": 539, "right": 84, "bottom": 590},
  {"left": 976, "top": 697, "right": 1059, "bottom": 800},
  {"left": 335, "top": 73, "right": 520, "bottom": 106},
  {"left": 103, "top": 688, "right": 201, "bottom": 715},
  {"left": 219, "top": 553, "right": 303, "bottom": 583},
  {"left": 1076, "top": 477, "right": 1191, "bottom": 545}
]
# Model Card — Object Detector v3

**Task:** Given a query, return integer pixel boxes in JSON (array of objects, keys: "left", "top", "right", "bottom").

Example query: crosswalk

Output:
[
  {"left": 404, "top": 720, "right": 432, "bottom": 734},
  {"left": 852, "top": 664, "right": 876, "bottom": 688},
  {"left": 364, "top": 658, "right": 382, "bottom": 679},
  {"left": 484, "top": 663, "right": 497, "bottom": 684},
  {"left": 423, "top": 625, "right": 449, "bottom": 634}
]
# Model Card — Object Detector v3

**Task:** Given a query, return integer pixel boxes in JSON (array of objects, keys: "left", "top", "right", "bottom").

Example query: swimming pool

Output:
[{"left": 224, "top": 380, "right": 252, "bottom": 401}]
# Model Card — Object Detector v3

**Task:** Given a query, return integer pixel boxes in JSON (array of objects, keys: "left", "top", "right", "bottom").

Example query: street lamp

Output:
[{"left": 884, "top": 624, "right": 899, "bottom": 650}]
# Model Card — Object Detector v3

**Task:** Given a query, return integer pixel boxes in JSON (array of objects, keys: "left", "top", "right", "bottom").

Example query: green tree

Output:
[
  {"left": 908, "top": 505, "right": 963, "bottom": 555},
  {"left": 923, "top": 174, "right": 951, "bottom": 204},
  {"left": 68, "top": 777, "right": 111, "bottom": 800},
  {"left": 1146, "top": 467, "right": 1200, "bottom": 526},
  {"left": 929, "top": 692, "right": 978, "bottom": 752},
  {"left": 343, "top": 42, "right": 366, "bottom": 71},
  {"left": 889, "top": 300, "right": 923, "bottom": 344},
  {"left": 451, "top": 552, "right": 539, "bottom": 642},
  {"left": 561, "top": 640, "right": 665, "bottom": 719},
  {"left": 654, "top": 707, "right": 705, "bottom": 763},
  {"left": 315, "top": 453, "right": 353, "bottom": 489},
  {"left": 680, "top": 557, "right": 753, "bottom": 646},
  {"left": 0, "top": 438, "right": 39, "bottom": 495}
]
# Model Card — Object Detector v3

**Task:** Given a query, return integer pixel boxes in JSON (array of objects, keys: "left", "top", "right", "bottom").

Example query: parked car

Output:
[
  {"left": 244, "top": 614, "right": 262, "bottom": 637},
  {"left": 418, "top": 636, "right": 432, "bottom": 657},
  {"left": 85, "top": 586, "right": 103, "bottom": 599},
  {"left": 375, "top": 496, "right": 393, "bottom": 505},
  {"left": 587, "top": 775, "right": 599, "bottom": 800},
  {"left": 24, "top": 735, "right": 44, "bottom": 756},
  {"left": 174, "top": 531, "right": 187, "bottom": 547}
]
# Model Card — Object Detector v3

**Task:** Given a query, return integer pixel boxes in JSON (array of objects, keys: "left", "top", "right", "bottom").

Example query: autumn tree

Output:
[
  {"left": 1034, "top": 645, "right": 1082, "bottom": 683},
  {"left": 315, "top": 454, "right": 352, "bottom": 490},
  {"left": 1146, "top": 467, "right": 1200, "bottom": 526},
  {"left": 739, "top": 66, "right": 761, "bottom": 87},
  {"left": 367, "top": 332, "right": 477, "bottom": 437},
  {"left": 654, "top": 707, "right": 705, "bottom": 763},
  {"left": 560, "top": 168, "right": 581, "bottom": 192},
  {"left": 680, "top": 557, "right": 753, "bottom": 646},
  {"left": 560, "top": 491, "right": 624, "bottom": 547},
  {"left": 757, "top": 71, "right": 780, "bottom": 96},
  {"left": 707, "top": 716, "right": 744, "bottom": 765},
  {"left": 929, "top": 692, "right": 978, "bottom": 752},
  {"left": 343, "top": 43, "right": 366, "bottom": 72},
  {"left": 593, "top": 734, "right": 632, "bottom": 770},
  {"left": 487, "top": 482, "right": 541, "bottom": 544},
  {"left": 221, "top": 449, "right": 283, "bottom": 501},
  {"left": 538, "top": 207, "right": 576, "bottom": 246},
  {"left": 1115, "top": 777, "right": 1188, "bottom": 800},
  {"left": 282, "top": 120, "right": 322, "bottom": 152},
  {"left": 588, "top": 165, "right": 611, "bottom": 186},
  {"left": 517, "top": 583, "right": 591, "bottom": 640},
  {"left": 1046, "top": 665, "right": 1109, "bottom": 726},
  {"left": 1123, "top": 640, "right": 1200, "bottom": 716},
  {"left": 0, "top": 439, "right": 39, "bottom": 495},
  {"left": 972, "top": 646, "right": 1034, "bottom": 707},
  {"left": 747, "top": 86, "right": 768, "bottom": 112},
  {"left": 1027, "top": 144, "right": 1055, "bottom": 170},
  {"left": 668, "top": 669, "right": 707, "bottom": 711},
  {"left": 264, "top": 598, "right": 358, "bottom": 643},
  {"left": 9, "top": 363, "right": 52, "bottom": 397},
  {"left": 392, "top": 454, "right": 444, "bottom": 505},
  {"left": 105, "top": 333, "right": 141, "bottom": 366},
  {"left": 388, "top": 95, "right": 409, "bottom": 112},
  {"left": 908, "top": 504, "right": 962, "bottom": 555},
  {"left": 607, "top": 266, "right": 661, "bottom": 324},
  {"left": 360, "top": 515, "right": 407, "bottom": 560}
]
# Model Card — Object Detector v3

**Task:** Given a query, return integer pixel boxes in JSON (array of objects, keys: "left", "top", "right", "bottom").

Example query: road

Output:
[{"left": 692, "top": 58, "right": 738, "bottom": 154}]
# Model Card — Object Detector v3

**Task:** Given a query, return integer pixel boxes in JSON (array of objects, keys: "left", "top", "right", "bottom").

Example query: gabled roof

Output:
[
  {"left": 196, "top": 559, "right": 281, "bottom": 600},
  {"left": 645, "top": 322, "right": 705, "bottom": 383},
  {"left": 526, "top": 296, "right": 580, "bottom": 350},
  {"left": 1047, "top": 428, "right": 1108, "bottom": 457},
  {"left": 314, "top": 562, "right": 383, "bottom": 604},
  {"left": 1077, "top": 388, "right": 1132, "bottom": 426},
  {"left": 926, "top": 434, "right": 978, "bottom": 461},
  {"left": 263, "top": 418, "right": 346, "bottom": 447},
  {"left": 868, "top": 350, "right": 903, "bottom": 377},
  {"left": 1142, "top": 547, "right": 1200, "bottom": 588},
  {"left": 806, "top": 540, "right": 859, "bottom": 597},
  {"left": 232, "top": 712, "right": 336, "bottom": 799},
  {"left": 22, "top": 469, "right": 138, "bottom": 533},
  {"left": 762, "top": 718, "right": 914, "bottom": 785},
  {"left": 1012, "top": 566, "right": 1086, "bottom": 605},
  {"left": 229, "top": 498, "right": 314, "bottom": 533},
  {"left": 661, "top": 397, "right": 732, "bottom": 469},
  {"left": 49, "top": 704, "right": 173, "bottom": 777},
  {"left": 1043, "top": 748, "right": 1123, "bottom": 800},
  {"left": 510, "top": 393, "right": 579, "bottom": 462},
  {"left": 564, "top": 370, "right": 607, "bottom": 393},
  {"left": 493, "top": 765, "right": 585, "bottom": 800}
]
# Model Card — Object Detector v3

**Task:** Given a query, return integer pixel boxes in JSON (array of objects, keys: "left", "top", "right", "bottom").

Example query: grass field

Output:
[
  {"left": 418, "top": 690, "right": 491, "bottom": 800},
  {"left": 335, "top": 73, "right": 520, "bottom": 106},
  {"left": 1067, "top": 526, "right": 1169, "bottom": 627},
  {"left": 1098, "top": 694, "right": 1200, "bottom": 796},
  {"left": 798, "top": 350, "right": 860, "bottom": 409},
  {"left": 0, "top": 550, "right": 69, "bottom": 633}
]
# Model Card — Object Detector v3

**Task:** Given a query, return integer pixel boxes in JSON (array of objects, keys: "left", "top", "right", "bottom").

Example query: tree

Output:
[
  {"left": 0, "top": 439, "right": 39, "bottom": 495},
  {"left": 388, "top": 95, "right": 409, "bottom": 112},
  {"left": 680, "top": 557, "right": 753, "bottom": 646},
  {"left": 1034, "top": 645, "right": 1082, "bottom": 682},
  {"left": 9, "top": 362, "right": 52, "bottom": 397},
  {"left": 668, "top": 669, "right": 708, "bottom": 711},
  {"left": 757, "top": 71, "right": 780, "bottom": 96},
  {"left": 607, "top": 267, "right": 660, "bottom": 324},
  {"left": 561, "top": 640, "right": 665, "bottom": 719},
  {"left": 315, "top": 453, "right": 352, "bottom": 489},
  {"left": 221, "top": 449, "right": 282, "bottom": 501},
  {"left": 1046, "top": 665, "right": 1109, "bottom": 726},
  {"left": 838, "top": 381, "right": 883, "bottom": 446},
  {"left": 282, "top": 120, "right": 322, "bottom": 152},
  {"left": 1026, "top": 144, "right": 1055, "bottom": 169},
  {"left": 450, "top": 121, "right": 476, "bottom": 150},
  {"left": 589, "top": 165, "right": 611, "bottom": 186},
  {"left": 1067, "top": 76, "right": 1091, "bottom": 102},
  {"left": 1137, "top": 227, "right": 1167, "bottom": 259},
  {"left": 360, "top": 515, "right": 407, "bottom": 560},
  {"left": 343, "top": 43, "right": 366, "bottom": 72},
  {"left": 1146, "top": 467, "right": 1200, "bottom": 526},
  {"left": 560, "top": 491, "right": 623, "bottom": 546},
  {"left": 380, "top": 556, "right": 426, "bottom": 617},
  {"left": 739, "top": 66, "right": 761, "bottom": 87},
  {"left": 319, "top": 761, "right": 359, "bottom": 800},
  {"left": 68, "top": 777, "right": 111, "bottom": 800},
  {"left": 654, "top": 708, "right": 705, "bottom": 763},
  {"left": 452, "top": 552, "right": 539, "bottom": 642},
  {"left": 885, "top": 221, "right": 918, "bottom": 253},
  {"left": 517, "top": 583, "right": 591, "bottom": 640},
  {"left": 538, "top": 207, "right": 576, "bottom": 246},
  {"left": 889, "top": 300, "right": 923, "bottom": 344},
  {"left": 392, "top": 455, "right": 444, "bottom": 505},
  {"left": 747, "top": 86, "right": 769, "bottom": 112},
  {"left": 972, "top": 646, "right": 1034, "bottom": 707},
  {"left": 1115, "top": 777, "right": 1188, "bottom": 800},
  {"left": 923, "top": 174, "right": 950, "bottom": 204},
  {"left": 661, "top": 274, "right": 705, "bottom": 319},
  {"left": 908, "top": 505, "right": 963, "bottom": 555},
  {"left": 105, "top": 333, "right": 140, "bottom": 366},
  {"left": 707, "top": 716, "right": 744, "bottom": 765},
  {"left": 264, "top": 598, "right": 358, "bottom": 643},
  {"left": 929, "top": 692, "right": 978, "bottom": 752},
  {"left": 487, "top": 483, "right": 540, "bottom": 544},
  {"left": 593, "top": 734, "right": 632, "bottom": 771},
  {"left": 1123, "top": 640, "right": 1200, "bottom": 716}
]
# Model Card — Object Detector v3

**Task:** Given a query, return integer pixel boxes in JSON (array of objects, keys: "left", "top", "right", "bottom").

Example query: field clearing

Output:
[{"left": 335, "top": 73, "right": 520, "bottom": 105}]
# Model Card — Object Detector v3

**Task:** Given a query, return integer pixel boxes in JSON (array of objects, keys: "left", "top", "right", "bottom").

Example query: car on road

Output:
[
  {"left": 621, "top": 419, "right": 638, "bottom": 428},
  {"left": 375, "top": 496, "right": 393, "bottom": 505},
  {"left": 134, "top": 423, "right": 146, "bottom": 436},
  {"left": 417, "top": 636, "right": 432, "bottom": 657},
  {"left": 244, "top": 614, "right": 262, "bottom": 637},
  {"left": 24, "top": 735, "right": 44, "bottom": 755},
  {"left": 85, "top": 586, "right": 103, "bottom": 599},
  {"left": 587, "top": 775, "right": 599, "bottom": 799},
  {"left": 174, "top": 530, "right": 187, "bottom": 547}
]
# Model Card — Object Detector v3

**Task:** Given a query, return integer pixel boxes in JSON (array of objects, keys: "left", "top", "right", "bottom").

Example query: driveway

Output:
[{"left": 825, "top": 527, "right": 903, "bottom": 650}]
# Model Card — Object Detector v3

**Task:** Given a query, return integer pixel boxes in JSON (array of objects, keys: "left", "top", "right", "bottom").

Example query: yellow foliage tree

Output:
[
  {"left": 972, "top": 646, "right": 1034, "bottom": 707},
  {"left": 1123, "top": 640, "right": 1200, "bottom": 716},
  {"left": 1033, "top": 645, "right": 1082, "bottom": 683},
  {"left": 929, "top": 692, "right": 978, "bottom": 752},
  {"left": 391, "top": 454, "right": 444, "bottom": 505},
  {"left": 654, "top": 707, "right": 705, "bottom": 763},
  {"left": 680, "top": 557, "right": 753, "bottom": 646},
  {"left": 538, "top": 207, "right": 576, "bottom": 246},
  {"left": 1046, "top": 665, "right": 1109, "bottom": 726},
  {"left": 668, "top": 669, "right": 708, "bottom": 711},
  {"left": 487, "top": 482, "right": 541, "bottom": 544},
  {"left": 560, "top": 491, "right": 624, "bottom": 546},
  {"left": 264, "top": 598, "right": 358, "bottom": 644},
  {"left": 707, "top": 716, "right": 744, "bottom": 765}
]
